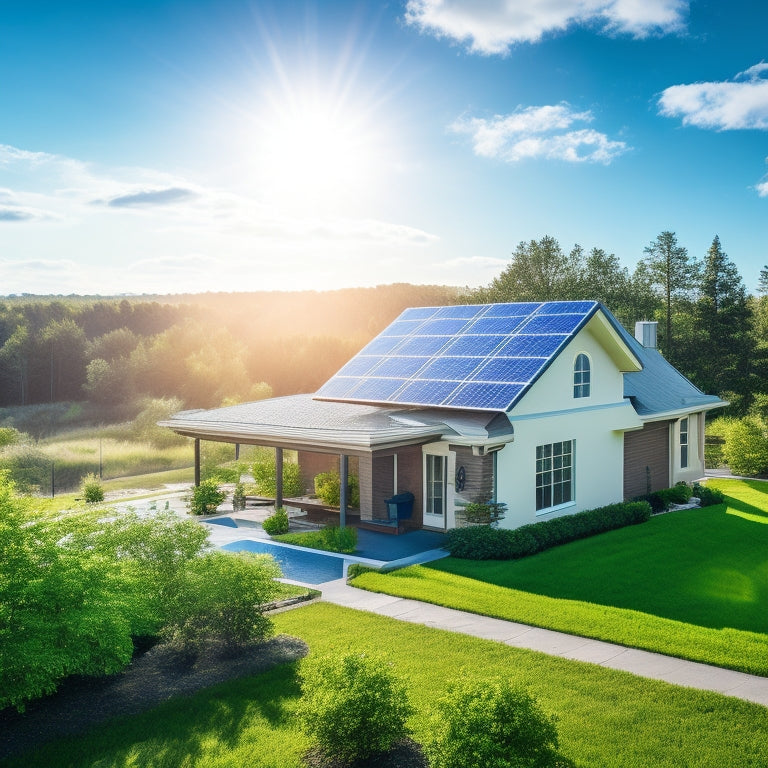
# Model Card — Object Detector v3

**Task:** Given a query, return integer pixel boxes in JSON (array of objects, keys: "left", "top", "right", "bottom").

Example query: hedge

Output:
[{"left": 445, "top": 500, "right": 652, "bottom": 560}]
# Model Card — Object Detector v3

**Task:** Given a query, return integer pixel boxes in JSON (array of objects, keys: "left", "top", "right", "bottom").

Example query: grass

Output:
[
  {"left": 350, "top": 478, "right": 768, "bottom": 676},
  {"left": 4, "top": 603, "right": 766, "bottom": 768}
]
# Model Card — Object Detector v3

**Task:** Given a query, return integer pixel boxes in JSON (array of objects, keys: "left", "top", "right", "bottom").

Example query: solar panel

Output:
[{"left": 315, "top": 300, "right": 600, "bottom": 411}]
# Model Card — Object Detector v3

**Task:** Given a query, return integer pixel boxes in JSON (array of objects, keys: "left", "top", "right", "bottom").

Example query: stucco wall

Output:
[{"left": 495, "top": 323, "right": 641, "bottom": 529}]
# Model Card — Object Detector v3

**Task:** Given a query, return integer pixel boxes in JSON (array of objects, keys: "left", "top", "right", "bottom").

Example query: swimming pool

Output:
[{"left": 222, "top": 539, "right": 346, "bottom": 585}]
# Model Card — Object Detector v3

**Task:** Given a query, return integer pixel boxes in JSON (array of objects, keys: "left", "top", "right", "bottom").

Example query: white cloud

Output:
[
  {"left": 450, "top": 104, "right": 628, "bottom": 164},
  {"left": 658, "top": 62, "right": 768, "bottom": 130},
  {"left": 757, "top": 159, "right": 768, "bottom": 197},
  {"left": 404, "top": 0, "right": 687, "bottom": 54}
]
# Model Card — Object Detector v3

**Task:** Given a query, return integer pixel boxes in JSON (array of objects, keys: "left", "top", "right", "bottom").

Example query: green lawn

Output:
[
  {"left": 351, "top": 478, "right": 768, "bottom": 675},
  {"left": 4, "top": 603, "right": 766, "bottom": 768}
]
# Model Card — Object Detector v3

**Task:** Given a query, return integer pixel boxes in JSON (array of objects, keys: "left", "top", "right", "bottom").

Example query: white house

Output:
[{"left": 161, "top": 301, "right": 725, "bottom": 532}]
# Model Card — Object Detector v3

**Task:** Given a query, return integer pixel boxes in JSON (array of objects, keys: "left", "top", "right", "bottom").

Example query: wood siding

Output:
[
  {"left": 623, "top": 420, "right": 671, "bottom": 499},
  {"left": 450, "top": 445, "right": 495, "bottom": 504}
]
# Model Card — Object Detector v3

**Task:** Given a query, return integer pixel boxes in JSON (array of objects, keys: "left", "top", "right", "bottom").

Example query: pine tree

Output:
[{"left": 639, "top": 231, "right": 700, "bottom": 362}]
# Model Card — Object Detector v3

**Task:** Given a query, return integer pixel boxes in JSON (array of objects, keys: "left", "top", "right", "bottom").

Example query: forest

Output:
[{"left": 1, "top": 231, "right": 767, "bottom": 453}]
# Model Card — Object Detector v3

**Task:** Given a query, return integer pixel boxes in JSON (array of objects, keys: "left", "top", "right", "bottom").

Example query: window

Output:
[
  {"left": 573, "top": 354, "right": 590, "bottom": 398},
  {"left": 680, "top": 417, "right": 689, "bottom": 469},
  {"left": 536, "top": 441, "right": 573, "bottom": 512}
]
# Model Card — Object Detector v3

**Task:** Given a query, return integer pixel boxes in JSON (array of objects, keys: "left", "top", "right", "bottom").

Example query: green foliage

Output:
[
  {"left": 721, "top": 416, "right": 768, "bottom": 476},
  {"left": 262, "top": 507, "right": 290, "bottom": 535},
  {"left": 425, "top": 678, "right": 567, "bottom": 768},
  {"left": 314, "top": 470, "right": 360, "bottom": 508},
  {"left": 692, "top": 482, "right": 725, "bottom": 507},
  {"left": 232, "top": 481, "right": 246, "bottom": 511},
  {"left": 188, "top": 479, "right": 226, "bottom": 515},
  {"left": 251, "top": 455, "right": 303, "bottom": 497},
  {"left": 446, "top": 501, "right": 651, "bottom": 560},
  {"left": 80, "top": 472, "right": 104, "bottom": 503},
  {"left": 298, "top": 651, "right": 413, "bottom": 765},
  {"left": 273, "top": 524, "right": 358, "bottom": 553},
  {"left": 0, "top": 440, "right": 50, "bottom": 493},
  {"left": 0, "top": 426, "right": 21, "bottom": 447},
  {"left": 130, "top": 396, "right": 187, "bottom": 448},
  {"left": 457, "top": 500, "right": 507, "bottom": 526},
  {"left": 0, "top": 476, "right": 211, "bottom": 711},
  {"left": 161, "top": 551, "right": 282, "bottom": 655}
]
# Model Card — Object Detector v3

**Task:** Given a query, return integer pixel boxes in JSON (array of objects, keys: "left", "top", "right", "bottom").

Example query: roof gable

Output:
[{"left": 315, "top": 300, "right": 640, "bottom": 412}]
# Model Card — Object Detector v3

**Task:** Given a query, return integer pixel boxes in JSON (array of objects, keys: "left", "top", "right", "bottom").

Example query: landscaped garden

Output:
[
  {"left": 350, "top": 478, "right": 768, "bottom": 676},
  {"left": 2, "top": 603, "right": 765, "bottom": 768}
]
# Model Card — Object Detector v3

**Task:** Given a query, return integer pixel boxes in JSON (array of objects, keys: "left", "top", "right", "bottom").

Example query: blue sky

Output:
[{"left": 1, "top": 0, "right": 766, "bottom": 295}]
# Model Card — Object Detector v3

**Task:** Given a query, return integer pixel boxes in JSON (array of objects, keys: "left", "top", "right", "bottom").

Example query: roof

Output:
[
  {"left": 620, "top": 330, "right": 727, "bottom": 419},
  {"left": 159, "top": 394, "right": 514, "bottom": 452},
  {"left": 315, "top": 300, "right": 640, "bottom": 412}
]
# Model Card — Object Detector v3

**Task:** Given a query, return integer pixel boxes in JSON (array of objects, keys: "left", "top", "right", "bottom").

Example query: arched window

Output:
[{"left": 573, "top": 354, "right": 590, "bottom": 398}]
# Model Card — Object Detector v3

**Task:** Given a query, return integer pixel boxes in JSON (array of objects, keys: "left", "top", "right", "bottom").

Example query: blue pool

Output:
[{"left": 222, "top": 540, "right": 345, "bottom": 584}]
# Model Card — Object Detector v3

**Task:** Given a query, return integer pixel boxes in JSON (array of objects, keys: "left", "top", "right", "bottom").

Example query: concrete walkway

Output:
[{"left": 318, "top": 578, "right": 768, "bottom": 707}]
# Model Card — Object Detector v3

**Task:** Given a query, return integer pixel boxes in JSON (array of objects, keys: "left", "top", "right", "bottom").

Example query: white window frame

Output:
[
  {"left": 536, "top": 440, "right": 574, "bottom": 513},
  {"left": 573, "top": 353, "right": 591, "bottom": 399},
  {"left": 680, "top": 417, "right": 689, "bottom": 469}
]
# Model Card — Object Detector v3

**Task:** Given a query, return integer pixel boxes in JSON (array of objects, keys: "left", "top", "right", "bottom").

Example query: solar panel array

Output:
[{"left": 315, "top": 301, "right": 600, "bottom": 412}]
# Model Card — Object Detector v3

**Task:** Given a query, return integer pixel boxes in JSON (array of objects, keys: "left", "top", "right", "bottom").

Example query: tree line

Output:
[
  {"left": 470, "top": 232, "right": 768, "bottom": 415},
  {"left": 1, "top": 236, "right": 765, "bottom": 423}
]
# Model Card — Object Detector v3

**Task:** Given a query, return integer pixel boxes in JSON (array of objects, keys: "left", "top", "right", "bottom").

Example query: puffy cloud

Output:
[
  {"left": 404, "top": 0, "right": 687, "bottom": 54},
  {"left": 450, "top": 104, "right": 628, "bottom": 164},
  {"left": 0, "top": 208, "right": 33, "bottom": 222},
  {"left": 658, "top": 62, "right": 768, "bottom": 130}
]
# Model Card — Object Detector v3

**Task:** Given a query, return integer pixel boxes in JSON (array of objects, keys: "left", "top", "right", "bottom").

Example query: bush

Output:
[
  {"left": 722, "top": 417, "right": 768, "bottom": 477},
  {"left": 130, "top": 397, "right": 188, "bottom": 449},
  {"left": 424, "top": 678, "right": 568, "bottom": 768},
  {"left": 298, "top": 651, "right": 413, "bottom": 765},
  {"left": 457, "top": 500, "right": 508, "bottom": 526},
  {"left": 262, "top": 507, "right": 290, "bottom": 535},
  {"left": 251, "top": 455, "right": 303, "bottom": 497},
  {"left": 161, "top": 550, "right": 282, "bottom": 655},
  {"left": 446, "top": 500, "right": 651, "bottom": 560},
  {"left": 692, "top": 482, "right": 726, "bottom": 507},
  {"left": 80, "top": 472, "right": 105, "bottom": 503},
  {"left": 314, "top": 470, "right": 360, "bottom": 508},
  {"left": 232, "top": 482, "right": 246, "bottom": 511},
  {"left": 188, "top": 479, "right": 226, "bottom": 515}
]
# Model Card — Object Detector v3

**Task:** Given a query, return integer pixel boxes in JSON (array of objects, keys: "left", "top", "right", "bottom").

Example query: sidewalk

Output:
[{"left": 318, "top": 579, "right": 768, "bottom": 707}]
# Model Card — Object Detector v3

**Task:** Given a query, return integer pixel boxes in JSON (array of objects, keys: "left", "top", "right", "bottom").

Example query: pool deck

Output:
[{"left": 202, "top": 512, "right": 450, "bottom": 576}]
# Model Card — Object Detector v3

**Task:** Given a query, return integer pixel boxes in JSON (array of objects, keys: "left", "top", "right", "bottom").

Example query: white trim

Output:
[{"left": 535, "top": 501, "right": 577, "bottom": 517}]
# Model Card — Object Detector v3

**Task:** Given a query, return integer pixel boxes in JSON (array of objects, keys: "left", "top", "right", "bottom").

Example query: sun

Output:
[{"left": 253, "top": 86, "right": 382, "bottom": 212}]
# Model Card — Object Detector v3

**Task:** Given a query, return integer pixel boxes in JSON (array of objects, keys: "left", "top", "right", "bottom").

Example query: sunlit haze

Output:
[{"left": 0, "top": 1, "right": 766, "bottom": 296}]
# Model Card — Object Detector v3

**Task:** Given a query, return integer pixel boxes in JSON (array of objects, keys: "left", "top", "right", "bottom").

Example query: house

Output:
[{"left": 160, "top": 301, "right": 726, "bottom": 532}]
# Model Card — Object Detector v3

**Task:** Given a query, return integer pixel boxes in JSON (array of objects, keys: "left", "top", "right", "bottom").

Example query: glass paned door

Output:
[{"left": 424, "top": 454, "right": 447, "bottom": 528}]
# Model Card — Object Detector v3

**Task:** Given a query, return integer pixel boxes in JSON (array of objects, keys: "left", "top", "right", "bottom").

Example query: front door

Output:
[{"left": 424, "top": 454, "right": 447, "bottom": 529}]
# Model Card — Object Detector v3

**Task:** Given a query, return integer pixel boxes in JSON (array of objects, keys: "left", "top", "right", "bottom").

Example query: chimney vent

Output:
[{"left": 634, "top": 321, "right": 658, "bottom": 349}]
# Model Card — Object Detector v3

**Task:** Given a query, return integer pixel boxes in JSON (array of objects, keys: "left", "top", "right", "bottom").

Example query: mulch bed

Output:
[{"left": 0, "top": 634, "right": 309, "bottom": 761}]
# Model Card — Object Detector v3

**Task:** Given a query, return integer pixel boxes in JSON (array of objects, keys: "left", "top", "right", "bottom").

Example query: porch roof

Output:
[{"left": 159, "top": 394, "right": 514, "bottom": 453}]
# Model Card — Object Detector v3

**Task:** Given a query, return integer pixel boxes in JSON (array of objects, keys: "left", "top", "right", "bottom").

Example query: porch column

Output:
[
  {"left": 275, "top": 447, "right": 283, "bottom": 509},
  {"left": 194, "top": 439, "right": 201, "bottom": 486},
  {"left": 339, "top": 453, "right": 348, "bottom": 528}
]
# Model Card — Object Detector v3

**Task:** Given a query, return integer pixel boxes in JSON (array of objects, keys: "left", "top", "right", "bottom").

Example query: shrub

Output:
[
  {"left": 0, "top": 427, "right": 22, "bottom": 447},
  {"left": 161, "top": 551, "right": 281, "bottom": 655},
  {"left": 188, "top": 479, "right": 226, "bottom": 515},
  {"left": 130, "top": 397, "right": 188, "bottom": 449},
  {"left": 321, "top": 525, "right": 358, "bottom": 553},
  {"left": 80, "top": 472, "right": 105, "bottom": 503},
  {"left": 692, "top": 482, "right": 725, "bottom": 507},
  {"left": 446, "top": 500, "right": 651, "bottom": 560},
  {"left": 424, "top": 678, "right": 568, "bottom": 768},
  {"left": 298, "top": 651, "right": 413, "bottom": 765},
  {"left": 314, "top": 470, "right": 360, "bottom": 508},
  {"left": 251, "top": 455, "right": 303, "bottom": 497},
  {"left": 232, "top": 482, "right": 246, "bottom": 511},
  {"left": 722, "top": 417, "right": 768, "bottom": 477},
  {"left": 457, "top": 500, "right": 508, "bottom": 526},
  {"left": 262, "top": 507, "right": 290, "bottom": 535}
]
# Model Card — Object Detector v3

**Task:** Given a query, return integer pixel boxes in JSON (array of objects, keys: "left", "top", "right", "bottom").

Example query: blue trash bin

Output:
[{"left": 385, "top": 491, "right": 414, "bottom": 520}]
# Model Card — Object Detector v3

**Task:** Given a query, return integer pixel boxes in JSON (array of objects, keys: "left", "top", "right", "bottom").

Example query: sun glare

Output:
[{"left": 253, "top": 88, "right": 381, "bottom": 212}]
